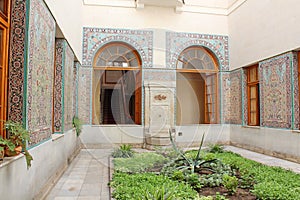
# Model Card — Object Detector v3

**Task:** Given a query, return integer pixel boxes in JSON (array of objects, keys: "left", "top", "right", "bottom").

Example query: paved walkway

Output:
[
  {"left": 45, "top": 146, "right": 300, "bottom": 200},
  {"left": 45, "top": 149, "right": 112, "bottom": 200}
]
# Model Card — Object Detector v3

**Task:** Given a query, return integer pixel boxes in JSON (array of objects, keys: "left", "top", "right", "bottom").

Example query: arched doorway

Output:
[
  {"left": 176, "top": 46, "right": 219, "bottom": 125},
  {"left": 92, "top": 42, "right": 142, "bottom": 125}
]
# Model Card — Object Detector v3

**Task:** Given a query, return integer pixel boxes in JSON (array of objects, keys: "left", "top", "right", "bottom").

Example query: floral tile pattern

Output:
[
  {"left": 82, "top": 27, "right": 153, "bottom": 68},
  {"left": 26, "top": 0, "right": 55, "bottom": 145},
  {"left": 259, "top": 53, "right": 292, "bottom": 129}
]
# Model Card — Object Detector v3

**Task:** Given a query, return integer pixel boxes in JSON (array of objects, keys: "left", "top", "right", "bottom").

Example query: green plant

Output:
[
  {"left": 110, "top": 172, "right": 197, "bottom": 200},
  {"left": 143, "top": 185, "right": 177, "bottom": 200},
  {"left": 112, "top": 144, "right": 134, "bottom": 158},
  {"left": 207, "top": 143, "right": 224, "bottom": 153},
  {"left": 168, "top": 130, "right": 217, "bottom": 174},
  {"left": 222, "top": 174, "right": 238, "bottom": 195},
  {"left": 114, "top": 152, "right": 168, "bottom": 173},
  {"left": 72, "top": 116, "right": 82, "bottom": 136},
  {"left": 215, "top": 192, "right": 229, "bottom": 200},
  {"left": 4, "top": 120, "right": 33, "bottom": 169}
]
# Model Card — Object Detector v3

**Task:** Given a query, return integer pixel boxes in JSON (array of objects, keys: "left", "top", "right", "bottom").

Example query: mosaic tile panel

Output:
[
  {"left": 64, "top": 43, "right": 75, "bottom": 131},
  {"left": 229, "top": 69, "right": 243, "bottom": 124},
  {"left": 54, "top": 40, "right": 63, "bottom": 133},
  {"left": 292, "top": 52, "right": 299, "bottom": 129},
  {"left": 259, "top": 53, "right": 292, "bottom": 129},
  {"left": 78, "top": 67, "right": 92, "bottom": 124},
  {"left": 82, "top": 27, "right": 153, "bottom": 68},
  {"left": 7, "top": 0, "right": 28, "bottom": 123},
  {"left": 166, "top": 32, "right": 229, "bottom": 71},
  {"left": 74, "top": 62, "right": 80, "bottom": 117},
  {"left": 54, "top": 39, "right": 75, "bottom": 133},
  {"left": 242, "top": 68, "right": 248, "bottom": 125},
  {"left": 26, "top": 0, "right": 55, "bottom": 145},
  {"left": 221, "top": 72, "right": 231, "bottom": 123}
]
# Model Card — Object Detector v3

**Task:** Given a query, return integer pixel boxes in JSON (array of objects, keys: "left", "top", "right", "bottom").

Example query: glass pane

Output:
[
  {"left": 250, "top": 99, "right": 256, "bottom": 111},
  {"left": 196, "top": 49, "right": 204, "bottom": 59},
  {"left": 108, "top": 46, "right": 117, "bottom": 55},
  {"left": 96, "top": 58, "right": 106, "bottom": 66},
  {"left": 125, "top": 51, "right": 135, "bottom": 60},
  {"left": 100, "top": 50, "right": 110, "bottom": 60},
  {"left": 250, "top": 86, "right": 256, "bottom": 97},
  {"left": 249, "top": 67, "right": 257, "bottom": 82},
  {"left": 118, "top": 46, "right": 128, "bottom": 55},
  {"left": 129, "top": 59, "right": 138, "bottom": 67}
]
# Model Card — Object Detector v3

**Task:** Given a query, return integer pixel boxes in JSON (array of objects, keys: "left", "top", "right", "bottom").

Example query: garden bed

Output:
[{"left": 109, "top": 144, "right": 300, "bottom": 200}]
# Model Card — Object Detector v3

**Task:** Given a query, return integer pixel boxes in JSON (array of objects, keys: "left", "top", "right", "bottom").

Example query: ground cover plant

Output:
[{"left": 110, "top": 142, "right": 300, "bottom": 200}]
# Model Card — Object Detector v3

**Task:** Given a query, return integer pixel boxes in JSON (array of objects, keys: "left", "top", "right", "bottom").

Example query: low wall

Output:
[
  {"left": 230, "top": 125, "right": 300, "bottom": 163},
  {"left": 79, "top": 125, "right": 144, "bottom": 148},
  {"left": 0, "top": 129, "right": 80, "bottom": 200}
]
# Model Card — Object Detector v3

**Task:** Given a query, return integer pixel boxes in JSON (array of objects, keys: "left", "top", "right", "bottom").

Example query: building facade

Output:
[{"left": 1, "top": 0, "right": 300, "bottom": 199}]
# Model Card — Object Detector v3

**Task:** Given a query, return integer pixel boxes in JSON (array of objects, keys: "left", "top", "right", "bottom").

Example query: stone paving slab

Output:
[{"left": 45, "top": 149, "right": 112, "bottom": 200}]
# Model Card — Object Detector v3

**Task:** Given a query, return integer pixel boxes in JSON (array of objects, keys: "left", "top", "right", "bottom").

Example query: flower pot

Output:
[{"left": 5, "top": 145, "right": 22, "bottom": 157}]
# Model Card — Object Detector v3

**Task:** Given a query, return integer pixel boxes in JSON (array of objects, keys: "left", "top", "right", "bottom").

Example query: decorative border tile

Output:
[
  {"left": 26, "top": 0, "right": 55, "bottom": 145},
  {"left": 259, "top": 52, "right": 292, "bottom": 129},
  {"left": 7, "top": 0, "right": 28, "bottom": 123},
  {"left": 242, "top": 68, "right": 248, "bottom": 125},
  {"left": 221, "top": 72, "right": 231, "bottom": 123},
  {"left": 292, "top": 52, "right": 299, "bottom": 129},
  {"left": 229, "top": 69, "right": 243, "bottom": 124},
  {"left": 166, "top": 31, "right": 229, "bottom": 71},
  {"left": 78, "top": 67, "right": 92, "bottom": 124},
  {"left": 82, "top": 27, "right": 153, "bottom": 68}
]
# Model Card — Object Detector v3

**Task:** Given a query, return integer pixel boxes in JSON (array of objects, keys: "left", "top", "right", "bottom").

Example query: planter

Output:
[{"left": 4, "top": 145, "right": 22, "bottom": 157}]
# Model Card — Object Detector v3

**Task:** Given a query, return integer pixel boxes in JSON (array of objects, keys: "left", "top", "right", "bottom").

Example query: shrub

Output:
[
  {"left": 207, "top": 143, "right": 224, "bottom": 153},
  {"left": 222, "top": 174, "right": 238, "bottom": 195},
  {"left": 112, "top": 144, "right": 134, "bottom": 158}
]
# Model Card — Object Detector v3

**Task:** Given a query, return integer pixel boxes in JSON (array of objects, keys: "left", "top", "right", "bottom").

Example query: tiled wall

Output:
[
  {"left": 166, "top": 31, "right": 229, "bottom": 71},
  {"left": 26, "top": 0, "right": 56, "bottom": 145},
  {"left": 259, "top": 53, "right": 293, "bottom": 129},
  {"left": 78, "top": 67, "right": 92, "bottom": 124},
  {"left": 54, "top": 39, "right": 75, "bottom": 133}
]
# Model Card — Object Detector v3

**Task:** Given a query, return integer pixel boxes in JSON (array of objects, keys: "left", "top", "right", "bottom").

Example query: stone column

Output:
[{"left": 144, "top": 81, "right": 175, "bottom": 147}]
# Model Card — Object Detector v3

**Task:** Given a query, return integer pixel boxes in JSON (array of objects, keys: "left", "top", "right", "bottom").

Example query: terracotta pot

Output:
[
  {"left": 0, "top": 149, "right": 4, "bottom": 160},
  {"left": 5, "top": 145, "right": 22, "bottom": 157}
]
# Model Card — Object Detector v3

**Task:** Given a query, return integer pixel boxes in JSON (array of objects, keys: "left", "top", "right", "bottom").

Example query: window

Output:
[
  {"left": 247, "top": 64, "right": 260, "bottom": 126},
  {"left": 0, "top": 0, "right": 10, "bottom": 137},
  {"left": 176, "top": 46, "right": 219, "bottom": 125},
  {"left": 92, "top": 42, "right": 142, "bottom": 125}
]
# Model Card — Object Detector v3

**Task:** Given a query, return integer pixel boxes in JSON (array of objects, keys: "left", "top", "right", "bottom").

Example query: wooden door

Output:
[{"left": 134, "top": 70, "right": 141, "bottom": 125}]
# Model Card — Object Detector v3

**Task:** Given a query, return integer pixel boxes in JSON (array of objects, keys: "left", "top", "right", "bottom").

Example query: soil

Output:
[{"left": 199, "top": 186, "right": 257, "bottom": 200}]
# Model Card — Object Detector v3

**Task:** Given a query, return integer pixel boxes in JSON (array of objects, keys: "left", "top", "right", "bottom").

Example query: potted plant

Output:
[
  {"left": 0, "top": 137, "right": 15, "bottom": 159},
  {"left": 4, "top": 120, "right": 33, "bottom": 169}
]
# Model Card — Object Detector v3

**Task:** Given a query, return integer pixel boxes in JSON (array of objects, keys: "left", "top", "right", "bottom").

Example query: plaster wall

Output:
[
  {"left": 175, "top": 124, "right": 231, "bottom": 147},
  {"left": 230, "top": 125, "right": 300, "bottom": 163},
  {"left": 229, "top": 0, "right": 300, "bottom": 69},
  {"left": 0, "top": 129, "right": 80, "bottom": 200},
  {"left": 82, "top": 6, "right": 228, "bottom": 35},
  {"left": 44, "top": 0, "right": 83, "bottom": 61},
  {"left": 79, "top": 125, "right": 144, "bottom": 148}
]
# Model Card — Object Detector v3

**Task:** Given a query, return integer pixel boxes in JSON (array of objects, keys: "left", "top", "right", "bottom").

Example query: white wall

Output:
[
  {"left": 229, "top": 0, "right": 300, "bottom": 69},
  {"left": 0, "top": 130, "right": 80, "bottom": 200},
  {"left": 44, "top": 0, "right": 83, "bottom": 61},
  {"left": 82, "top": 5, "right": 228, "bottom": 34}
]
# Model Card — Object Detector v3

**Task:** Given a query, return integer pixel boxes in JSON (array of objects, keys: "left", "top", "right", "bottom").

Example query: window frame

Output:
[
  {"left": 176, "top": 46, "right": 219, "bottom": 124},
  {"left": 247, "top": 64, "right": 260, "bottom": 126}
]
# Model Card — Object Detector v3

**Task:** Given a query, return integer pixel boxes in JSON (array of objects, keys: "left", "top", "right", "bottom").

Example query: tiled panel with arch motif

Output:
[
  {"left": 221, "top": 72, "right": 231, "bottom": 123},
  {"left": 26, "top": 0, "right": 55, "bottom": 145},
  {"left": 82, "top": 27, "right": 153, "bottom": 68},
  {"left": 166, "top": 31, "right": 229, "bottom": 71},
  {"left": 292, "top": 52, "right": 299, "bottom": 129},
  {"left": 229, "top": 69, "right": 243, "bottom": 124},
  {"left": 259, "top": 53, "right": 293, "bottom": 129}
]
